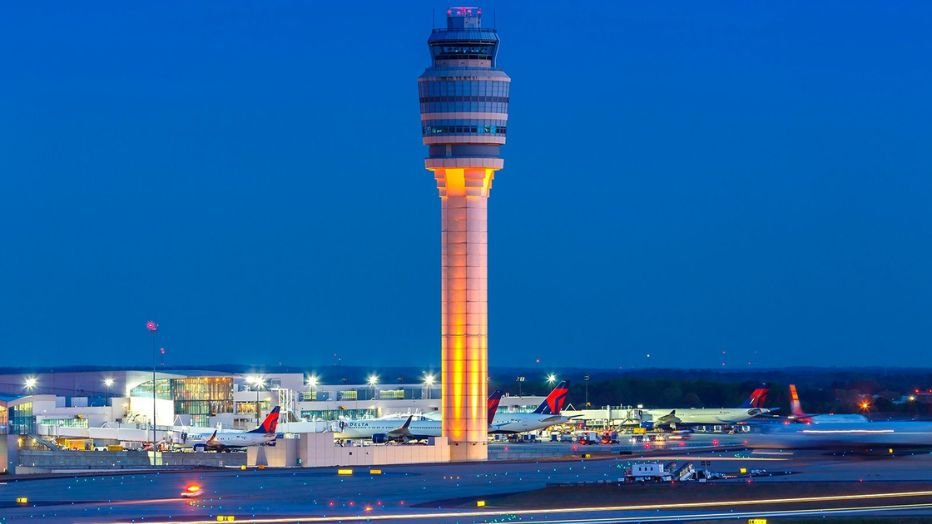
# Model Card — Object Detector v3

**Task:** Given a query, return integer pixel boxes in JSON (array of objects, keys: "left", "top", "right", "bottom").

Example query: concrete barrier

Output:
[
  {"left": 296, "top": 433, "right": 451, "bottom": 467},
  {"left": 15, "top": 449, "right": 245, "bottom": 474}
]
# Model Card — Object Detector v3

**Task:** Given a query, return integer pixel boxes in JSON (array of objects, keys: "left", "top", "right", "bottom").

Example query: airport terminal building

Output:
[{"left": 0, "top": 370, "right": 544, "bottom": 437}]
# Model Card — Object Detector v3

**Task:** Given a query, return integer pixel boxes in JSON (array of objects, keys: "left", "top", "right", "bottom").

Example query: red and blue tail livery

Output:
[
  {"left": 487, "top": 390, "right": 504, "bottom": 425},
  {"left": 740, "top": 385, "right": 769, "bottom": 409},
  {"left": 534, "top": 380, "right": 569, "bottom": 415},
  {"left": 249, "top": 406, "right": 281, "bottom": 434}
]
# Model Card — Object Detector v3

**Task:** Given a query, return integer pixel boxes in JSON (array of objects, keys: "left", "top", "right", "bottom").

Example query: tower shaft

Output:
[{"left": 435, "top": 166, "right": 494, "bottom": 459}]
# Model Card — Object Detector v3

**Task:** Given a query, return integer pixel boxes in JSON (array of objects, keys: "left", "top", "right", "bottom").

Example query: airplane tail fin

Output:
[
  {"left": 740, "top": 385, "right": 769, "bottom": 409},
  {"left": 533, "top": 380, "right": 569, "bottom": 415},
  {"left": 207, "top": 429, "right": 218, "bottom": 443},
  {"left": 788, "top": 384, "right": 807, "bottom": 419},
  {"left": 487, "top": 390, "right": 504, "bottom": 426},
  {"left": 401, "top": 415, "right": 413, "bottom": 430},
  {"left": 250, "top": 406, "right": 281, "bottom": 434}
]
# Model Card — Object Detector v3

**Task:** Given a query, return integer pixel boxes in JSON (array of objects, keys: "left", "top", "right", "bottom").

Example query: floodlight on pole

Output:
[
  {"left": 367, "top": 374, "right": 378, "bottom": 401},
  {"left": 248, "top": 375, "right": 265, "bottom": 425},
  {"left": 146, "top": 320, "right": 159, "bottom": 452},
  {"left": 24, "top": 377, "right": 37, "bottom": 391},
  {"left": 423, "top": 373, "right": 436, "bottom": 400}
]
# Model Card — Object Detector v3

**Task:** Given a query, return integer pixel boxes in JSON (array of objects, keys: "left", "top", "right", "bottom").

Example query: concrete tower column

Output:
[{"left": 434, "top": 166, "right": 494, "bottom": 459}]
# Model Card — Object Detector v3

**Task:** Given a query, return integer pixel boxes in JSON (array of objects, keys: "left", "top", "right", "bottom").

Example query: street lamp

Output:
[
  {"left": 584, "top": 374, "right": 591, "bottom": 408},
  {"left": 146, "top": 320, "right": 159, "bottom": 449},
  {"left": 307, "top": 374, "right": 319, "bottom": 400},
  {"left": 516, "top": 376, "right": 525, "bottom": 396},
  {"left": 104, "top": 377, "right": 115, "bottom": 396},
  {"left": 248, "top": 375, "right": 265, "bottom": 426},
  {"left": 24, "top": 377, "right": 37, "bottom": 392},
  {"left": 423, "top": 373, "right": 435, "bottom": 400},
  {"left": 546, "top": 373, "right": 557, "bottom": 386},
  {"left": 367, "top": 374, "right": 378, "bottom": 400}
]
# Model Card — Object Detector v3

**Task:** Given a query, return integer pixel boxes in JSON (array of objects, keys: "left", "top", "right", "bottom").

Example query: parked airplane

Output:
[
  {"left": 647, "top": 386, "right": 771, "bottom": 429},
  {"left": 187, "top": 406, "right": 281, "bottom": 452},
  {"left": 787, "top": 384, "right": 868, "bottom": 424},
  {"left": 488, "top": 381, "right": 575, "bottom": 434},
  {"left": 338, "top": 383, "right": 575, "bottom": 441},
  {"left": 335, "top": 392, "right": 506, "bottom": 442}
]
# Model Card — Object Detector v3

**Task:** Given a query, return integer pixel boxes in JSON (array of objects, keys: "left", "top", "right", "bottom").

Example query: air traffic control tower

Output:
[{"left": 418, "top": 6, "right": 510, "bottom": 461}]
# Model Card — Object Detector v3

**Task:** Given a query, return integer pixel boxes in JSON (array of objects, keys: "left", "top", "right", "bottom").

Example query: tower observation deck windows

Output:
[
  {"left": 422, "top": 124, "right": 507, "bottom": 136},
  {"left": 431, "top": 44, "right": 496, "bottom": 61}
]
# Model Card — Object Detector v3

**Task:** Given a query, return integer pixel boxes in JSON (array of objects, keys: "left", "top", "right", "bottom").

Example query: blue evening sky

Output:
[{"left": 1, "top": 1, "right": 930, "bottom": 369}]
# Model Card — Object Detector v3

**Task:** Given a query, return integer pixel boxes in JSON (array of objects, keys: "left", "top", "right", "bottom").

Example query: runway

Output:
[{"left": 1, "top": 444, "right": 931, "bottom": 523}]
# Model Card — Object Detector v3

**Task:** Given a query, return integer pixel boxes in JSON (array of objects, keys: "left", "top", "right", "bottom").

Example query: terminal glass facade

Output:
[
  {"left": 10, "top": 402, "right": 34, "bottom": 435},
  {"left": 40, "top": 417, "right": 90, "bottom": 429},
  {"left": 300, "top": 407, "right": 377, "bottom": 421},
  {"left": 130, "top": 377, "right": 234, "bottom": 427},
  {"left": 130, "top": 378, "right": 172, "bottom": 400},
  {"left": 172, "top": 377, "right": 234, "bottom": 427},
  {"left": 305, "top": 386, "right": 440, "bottom": 402}
]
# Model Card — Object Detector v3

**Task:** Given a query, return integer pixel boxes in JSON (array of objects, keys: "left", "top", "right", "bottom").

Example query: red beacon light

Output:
[{"left": 180, "top": 484, "right": 203, "bottom": 498}]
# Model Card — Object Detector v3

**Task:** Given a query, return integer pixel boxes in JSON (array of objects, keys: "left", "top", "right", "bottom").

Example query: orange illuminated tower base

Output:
[{"left": 433, "top": 164, "right": 497, "bottom": 461}]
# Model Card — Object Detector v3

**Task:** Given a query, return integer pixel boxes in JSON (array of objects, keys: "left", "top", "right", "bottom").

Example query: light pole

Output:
[
  {"left": 584, "top": 374, "right": 591, "bottom": 408},
  {"left": 307, "top": 374, "right": 319, "bottom": 400},
  {"left": 248, "top": 376, "right": 265, "bottom": 426},
  {"left": 516, "top": 376, "right": 525, "bottom": 397},
  {"left": 146, "top": 320, "right": 158, "bottom": 448},
  {"left": 367, "top": 374, "right": 379, "bottom": 401},
  {"left": 104, "top": 377, "right": 114, "bottom": 396},
  {"left": 546, "top": 373, "right": 557, "bottom": 388},
  {"left": 423, "top": 373, "right": 435, "bottom": 400},
  {"left": 24, "top": 377, "right": 37, "bottom": 392}
]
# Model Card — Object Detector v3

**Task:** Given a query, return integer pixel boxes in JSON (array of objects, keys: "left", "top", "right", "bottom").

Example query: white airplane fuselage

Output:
[
  {"left": 646, "top": 408, "right": 769, "bottom": 425},
  {"left": 335, "top": 419, "right": 440, "bottom": 440},
  {"left": 488, "top": 413, "right": 571, "bottom": 433},
  {"left": 335, "top": 412, "right": 571, "bottom": 440}
]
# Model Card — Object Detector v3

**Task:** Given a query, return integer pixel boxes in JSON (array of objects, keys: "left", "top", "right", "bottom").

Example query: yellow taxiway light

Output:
[
  {"left": 16, "top": 497, "right": 28, "bottom": 505},
  {"left": 748, "top": 519, "right": 768, "bottom": 524},
  {"left": 216, "top": 517, "right": 236, "bottom": 522},
  {"left": 369, "top": 469, "right": 382, "bottom": 475},
  {"left": 337, "top": 468, "right": 353, "bottom": 476},
  {"left": 739, "top": 467, "right": 748, "bottom": 474},
  {"left": 476, "top": 500, "right": 486, "bottom": 507}
]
